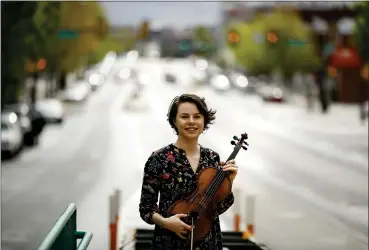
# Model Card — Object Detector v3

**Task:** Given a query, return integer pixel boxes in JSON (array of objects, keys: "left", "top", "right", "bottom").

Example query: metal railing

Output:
[{"left": 38, "top": 203, "right": 93, "bottom": 250}]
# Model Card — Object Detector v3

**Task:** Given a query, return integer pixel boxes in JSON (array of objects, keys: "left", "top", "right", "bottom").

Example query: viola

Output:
[{"left": 168, "top": 133, "right": 249, "bottom": 247}]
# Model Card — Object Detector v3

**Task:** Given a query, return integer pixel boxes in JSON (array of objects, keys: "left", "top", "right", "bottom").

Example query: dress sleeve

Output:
[
  {"left": 213, "top": 152, "right": 235, "bottom": 218},
  {"left": 139, "top": 154, "right": 162, "bottom": 225}
]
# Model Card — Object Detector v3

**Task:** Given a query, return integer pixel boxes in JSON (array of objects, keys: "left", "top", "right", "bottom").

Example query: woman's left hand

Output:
[{"left": 221, "top": 159, "right": 238, "bottom": 182}]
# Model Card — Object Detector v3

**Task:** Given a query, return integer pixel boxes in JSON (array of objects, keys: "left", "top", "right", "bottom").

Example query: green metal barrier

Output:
[{"left": 38, "top": 203, "right": 93, "bottom": 250}]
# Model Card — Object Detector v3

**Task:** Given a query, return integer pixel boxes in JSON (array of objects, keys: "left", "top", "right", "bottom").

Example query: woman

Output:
[{"left": 139, "top": 94, "right": 238, "bottom": 249}]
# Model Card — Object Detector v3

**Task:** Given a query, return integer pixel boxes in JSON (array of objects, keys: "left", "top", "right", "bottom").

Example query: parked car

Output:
[
  {"left": 63, "top": 82, "right": 91, "bottom": 102},
  {"left": 259, "top": 85, "right": 286, "bottom": 103},
  {"left": 1, "top": 112, "right": 23, "bottom": 158},
  {"left": 164, "top": 72, "right": 177, "bottom": 84},
  {"left": 35, "top": 98, "right": 64, "bottom": 124},
  {"left": 3, "top": 102, "right": 45, "bottom": 146}
]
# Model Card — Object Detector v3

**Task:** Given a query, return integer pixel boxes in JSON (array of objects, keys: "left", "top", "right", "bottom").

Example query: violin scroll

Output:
[{"left": 231, "top": 133, "right": 249, "bottom": 151}]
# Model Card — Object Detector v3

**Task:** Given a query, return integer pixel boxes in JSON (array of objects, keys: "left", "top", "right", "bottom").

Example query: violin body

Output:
[{"left": 168, "top": 167, "right": 232, "bottom": 243}]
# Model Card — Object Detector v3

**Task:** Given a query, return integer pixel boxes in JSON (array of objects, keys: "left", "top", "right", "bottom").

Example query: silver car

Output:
[{"left": 1, "top": 112, "right": 23, "bottom": 157}]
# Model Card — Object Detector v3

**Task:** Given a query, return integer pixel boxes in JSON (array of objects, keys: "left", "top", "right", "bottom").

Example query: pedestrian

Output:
[{"left": 139, "top": 94, "right": 238, "bottom": 250}]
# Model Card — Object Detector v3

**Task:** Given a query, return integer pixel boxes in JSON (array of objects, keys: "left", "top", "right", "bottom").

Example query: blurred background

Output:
[{"left": 1, "top": 1, "right": 368, "bottom": 250}]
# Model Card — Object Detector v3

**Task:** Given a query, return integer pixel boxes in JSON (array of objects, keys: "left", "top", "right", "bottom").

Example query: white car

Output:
[
  {"left": 35, "top": 98, "right": 64, "bottom": 124},
  {"left": 1, "top": 112, "right": 23, "bottom": 157},
  {"left": 63, "top": 82, "right": 91, "bottom": 102}
]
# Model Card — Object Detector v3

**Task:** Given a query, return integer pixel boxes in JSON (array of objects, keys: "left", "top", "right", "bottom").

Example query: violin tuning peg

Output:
[
  {"left": 241, "top": 146, "right": 247, "bottom": 150},
  {"left": 243, "top": 141, "right": 249, "bottom": 146},
  {"left": 231, "top": 141, "right": 236, "bottom": 145},
  {"left": 233, "top": 136, "right": 239, "bottom": 141}
]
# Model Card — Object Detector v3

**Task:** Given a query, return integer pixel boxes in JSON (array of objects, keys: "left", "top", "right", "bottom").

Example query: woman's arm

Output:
[
  {"left": 152, "top": 212, "right": 169, "bottom": 228},
  {"left": 139, "top": 155, "right": 163, "bottom": 225}
]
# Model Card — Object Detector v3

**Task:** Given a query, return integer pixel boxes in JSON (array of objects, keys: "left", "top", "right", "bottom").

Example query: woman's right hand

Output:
[{"left": 164, "top": 214, "right": 192, "bottom": 239}]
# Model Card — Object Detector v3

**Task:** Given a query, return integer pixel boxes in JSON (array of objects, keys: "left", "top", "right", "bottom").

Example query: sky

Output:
[
  {"left": 100, "top": 1, "right": 221, "bottom": 28},
  {"left": 100, "top": 1, "right": 355, "bottom": 30}
]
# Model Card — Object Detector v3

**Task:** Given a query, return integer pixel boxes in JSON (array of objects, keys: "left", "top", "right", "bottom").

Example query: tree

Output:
[
  {"left": 354, "top": 1, "right": 369, "bottom": 65},
  {"left": 1, "top": 2, "right": 112, "bottom": 105},
  {"left": 25, "top": 2, "right": 62, "bottom": 101},
  {"left": 230, "top": 8, "right": 320, "bottom": 80},
  {"left": 228, "top": 16, "right": 274, "bottom": 75},
  {"left": 192, "top": 26, "right": 215, "bottom": 58},
  {"left": 262, "top": 7, "right": 320, "bottom": 82},
  {"left": 1, "top": 2, "right": 40, "bottom": 105},
  {"left": 55, "top": 2, "right": 109, "bottom": 89}
]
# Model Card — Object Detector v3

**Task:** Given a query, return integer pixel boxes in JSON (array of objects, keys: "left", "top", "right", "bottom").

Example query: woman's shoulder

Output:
[
  {"left": 148, "top": 143, "right": 174, "bottom": 160},
  {"left": 201, "top": 145, "right": 220, "bottom": 157}
]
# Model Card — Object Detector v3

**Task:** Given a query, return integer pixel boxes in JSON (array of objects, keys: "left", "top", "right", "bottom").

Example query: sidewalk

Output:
[{"left": 286, "top": 93, "right": 368, "bottom": 135}]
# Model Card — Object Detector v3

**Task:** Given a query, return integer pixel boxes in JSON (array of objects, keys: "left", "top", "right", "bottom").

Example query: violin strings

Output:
[
  {"left": 195, "top": 170, "right": 227, "bottom": 216},
  {"left": 193, "top": 146, "right": 242, "bottom": 216},
  {"left": 196, "top": 173, "right": 225, "bottom": 215}
]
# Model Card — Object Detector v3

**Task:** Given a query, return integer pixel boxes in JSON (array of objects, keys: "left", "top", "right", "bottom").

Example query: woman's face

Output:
[{"left": 175, "top": 102, "right": 205, "bottom": 139}]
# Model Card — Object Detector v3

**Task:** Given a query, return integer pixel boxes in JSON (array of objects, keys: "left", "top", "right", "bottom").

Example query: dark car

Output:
[{"left": 164, "top": 73, "right": 177, "bottom": 84}]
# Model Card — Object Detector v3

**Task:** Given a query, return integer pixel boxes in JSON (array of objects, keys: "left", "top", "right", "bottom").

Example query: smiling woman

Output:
[{"left": 138, "top": 94, "right": 238, "bottom": 249}]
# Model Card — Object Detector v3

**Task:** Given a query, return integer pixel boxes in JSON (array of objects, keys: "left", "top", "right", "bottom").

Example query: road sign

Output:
[
  {"left": 57, "top": 30, "right": 79, "bottom": 39},
  {"left": 288, "top": 39, "right": 306, "bottom": 46}
]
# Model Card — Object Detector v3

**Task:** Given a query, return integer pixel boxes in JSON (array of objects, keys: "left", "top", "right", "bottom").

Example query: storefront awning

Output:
[{"left": 329, "top": 46, "right": 362, "bottom": 68}]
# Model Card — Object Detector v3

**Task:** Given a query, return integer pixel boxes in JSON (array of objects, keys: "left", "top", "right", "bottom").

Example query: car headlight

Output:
[
  {"left": 212, "top": 75, "right": 230, "bottom": 89},
  {"left": 272, "top": 88, "right": 283, "bottom": 98},
  {"left": 236, "top": 75, "right": 248, "bottom": 88},
  {"left": 119, "top": 68, "right": 131, "bottom": 80}
]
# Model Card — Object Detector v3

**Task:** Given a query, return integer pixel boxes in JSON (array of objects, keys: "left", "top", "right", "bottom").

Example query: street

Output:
[{"left": 1, "top": 58, "right": 368, "bottom": 250}]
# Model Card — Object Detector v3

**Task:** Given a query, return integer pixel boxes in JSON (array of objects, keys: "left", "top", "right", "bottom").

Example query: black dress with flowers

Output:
[{"left": 139, "top": 143, "right": 234, "bottom": 250}]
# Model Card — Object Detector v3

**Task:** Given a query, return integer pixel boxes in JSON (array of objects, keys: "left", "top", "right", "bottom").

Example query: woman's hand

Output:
[
  {"left": 164, "top": 214, "right": 193, "bottom": 239},
  {"left": 221, "top": 159, "right": 238, "bottom": 182}
]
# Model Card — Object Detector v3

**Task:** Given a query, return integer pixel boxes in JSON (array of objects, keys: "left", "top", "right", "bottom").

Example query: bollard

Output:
[
  {"left": 109, "top": 189, "right": 121, "bottom": 250},
  {"left": 242, "top": 195, "right": 255, "bottom": 240},
  {"left": 233, "top": 188, "right": 243, "bottom": 232},
  {"left": 115, "top": 189, "right": 121, "bottom": 244}
]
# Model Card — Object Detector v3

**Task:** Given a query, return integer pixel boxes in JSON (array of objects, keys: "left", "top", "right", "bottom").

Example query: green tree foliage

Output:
[
  {"left": 262, "top": 8, "right": 320, "bottom": 79},
  {"left": 1, "top": 1, "right": 114, "bottom": 104},
  {"left": 1, "top": 2, "right": 40, "bottom": 104},
  {"left": 353, "top": 1, "right": 369, "bottom": 64},
  {"left": 229, "top": 16, "right": 274, "bottom": 75},
  {"left": 192, "top": 26, "right": 215, "bottom": 58},
  {"left": 87, "top": 36, "right": 123, "bottom": 65},
  {"left": 55, "top": 2, "right": 111, "bottom": 88},
  {"left": 231, "top": 8, "right": 320, "bottom": 79}
]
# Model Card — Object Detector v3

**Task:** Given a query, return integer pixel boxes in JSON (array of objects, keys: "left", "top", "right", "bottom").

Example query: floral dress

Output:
[{"left": 139, "top": 143, "right": 234, "bottom": 250}]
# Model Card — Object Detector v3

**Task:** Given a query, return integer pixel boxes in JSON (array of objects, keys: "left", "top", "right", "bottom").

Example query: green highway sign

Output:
[
  {"left": 57, "top": 30, "right": 79, "bottom": 39},
  {"left": 288, "top": 39, "right": 306, "bottom": 46}
]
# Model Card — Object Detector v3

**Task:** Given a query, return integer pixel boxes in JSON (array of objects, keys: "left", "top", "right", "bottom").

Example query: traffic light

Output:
[
  {"left": 267, "top": 32, "right": 278, "bottom": 44},
  {"left": 227, "top": 29, "right": 240, "bottom": 47},
  {"left": 37, "top": 58, "right": 47, "bottom": 71},
  {"left": 138, "top": 20, "right": 150, "bottom": 40},
  {"left": 328, "top": 66, "right": 337, "bottom": 78}
]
